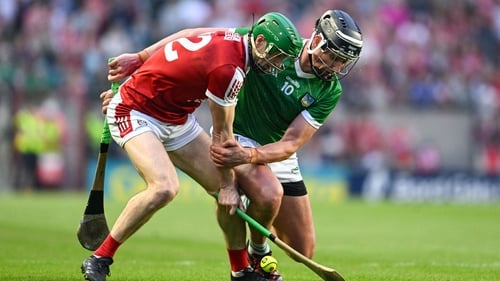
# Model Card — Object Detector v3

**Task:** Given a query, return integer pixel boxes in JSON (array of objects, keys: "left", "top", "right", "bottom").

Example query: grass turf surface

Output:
[{"left": 0, "top": 191, "right": 499, "bottom": 281}]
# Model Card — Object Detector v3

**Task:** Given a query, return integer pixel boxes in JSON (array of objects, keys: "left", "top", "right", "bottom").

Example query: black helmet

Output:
[
  {"left": 307, "top": 10, "right": 363, "bottom": 80},
  {"left": 315, "top": 10, "right": 363, "bottom": 61}
]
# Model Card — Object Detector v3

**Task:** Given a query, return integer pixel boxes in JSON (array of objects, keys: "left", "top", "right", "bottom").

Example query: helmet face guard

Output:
[
  {"left": 307, "top": 10, "right": 363, "bottom": 80},
  {"left": 250, "top": 12, "right": 302, "bottom": 74},
  {"left": 250, "top": 34, "right": 295, "bottom": 74},
  {"left": 307, "top": 31, "right": 360, "bottom": 80}
]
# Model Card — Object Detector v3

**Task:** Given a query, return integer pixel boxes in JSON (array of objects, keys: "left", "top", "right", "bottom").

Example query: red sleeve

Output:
[{"left": 205, "top": 64, "right": 246, "bottom": 106}]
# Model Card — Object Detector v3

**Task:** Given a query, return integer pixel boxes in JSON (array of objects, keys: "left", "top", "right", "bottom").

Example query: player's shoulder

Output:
[
  {"left": 206, "top": 30, "right": 245, "bottom": 52},
  {"left": 182, "top": 29, "right": 244, "bottom": 48},
  {"left": 317, "top": 79, "right": 342, "bottom": 100},
  {"left": 208, "top": 31, "right": 247, "bottom": 65},
  {"left": 210, "top": 28, "right": 245, "bottom": 41}
]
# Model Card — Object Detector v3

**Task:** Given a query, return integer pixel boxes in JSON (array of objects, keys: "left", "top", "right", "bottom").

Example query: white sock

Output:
[
  {"left": 231, "top": 268, "right": 248, "bottom": 277},
  {"left": 248, "top": 240, "right": 270, "bottom": 255}
]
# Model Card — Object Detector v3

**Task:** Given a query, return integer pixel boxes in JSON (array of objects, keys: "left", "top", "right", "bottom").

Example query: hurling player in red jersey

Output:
[
  {"left": 81, "top": 13, "right": 302, "bottom": 281},
  {"left": 101, "top": 9, "right": 364, "bottom": 281}
]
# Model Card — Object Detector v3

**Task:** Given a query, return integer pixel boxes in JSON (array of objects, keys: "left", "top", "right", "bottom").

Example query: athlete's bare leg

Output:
[
  {"left": 273, "top": 194, "right": 316, "bottom": 259},
  {"left": 235, "top": 164, "right": 283, "bottom": 245},
  {"left": 109, "top": 131, "right": 179, "bottom": 243},
  {"left": 169, "top": 132, "right": 247, "bottom": 249}
]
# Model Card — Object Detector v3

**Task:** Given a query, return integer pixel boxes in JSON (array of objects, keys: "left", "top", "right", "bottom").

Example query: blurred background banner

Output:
[
  {"left": 1, "top": 0, "right": 499, "bottom": 202},
  {"left": 87, "top": 157, "right": 500, "bottom": 203}
]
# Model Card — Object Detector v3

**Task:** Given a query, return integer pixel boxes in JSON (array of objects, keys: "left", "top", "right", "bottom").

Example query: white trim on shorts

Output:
[{"left": 107, "top": 94, "right": 204, "bottom": 151}]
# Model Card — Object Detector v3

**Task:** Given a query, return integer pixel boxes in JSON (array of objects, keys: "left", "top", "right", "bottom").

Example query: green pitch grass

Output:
[{"left": 0, "top": 190, "right": 499, "bottom": 281}]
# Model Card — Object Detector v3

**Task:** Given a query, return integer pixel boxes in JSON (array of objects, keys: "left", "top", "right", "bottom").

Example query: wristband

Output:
[
  {"left": 137, "top": 50, "right": 150, "bottom": 63},
  {"left": 249, "top": 148, "right": 257, "bottom": 164}
]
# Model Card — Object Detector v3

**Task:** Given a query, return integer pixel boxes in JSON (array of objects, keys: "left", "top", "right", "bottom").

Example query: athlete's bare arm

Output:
[{"left": 210, "top": 114, "right": 318, "bottom": 167}]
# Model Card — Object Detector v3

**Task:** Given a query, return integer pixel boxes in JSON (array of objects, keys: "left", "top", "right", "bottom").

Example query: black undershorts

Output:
[{"left": 282, "top": 180, "right": 307, "bottom": 196}]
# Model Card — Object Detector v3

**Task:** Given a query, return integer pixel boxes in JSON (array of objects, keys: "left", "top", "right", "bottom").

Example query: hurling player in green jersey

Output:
[
  {"left": 102, "top": 9, "right": 362, "bottom": 281},
  {"left": 212, "top": 10, "right": 363, "bottom": 276}
]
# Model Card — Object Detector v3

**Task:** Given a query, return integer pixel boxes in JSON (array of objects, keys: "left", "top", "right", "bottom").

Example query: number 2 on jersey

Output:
[{"left": 164, "top": 35, "right": 212, "bottom": 61}]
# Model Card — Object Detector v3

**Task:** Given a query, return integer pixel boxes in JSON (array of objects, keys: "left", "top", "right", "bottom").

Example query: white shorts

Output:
[
  {"left": 107, "top": 93, "right": 203, "bottom": 151},
  {"left": 234, "top": 134, "right": 303, "bottom": 183}
]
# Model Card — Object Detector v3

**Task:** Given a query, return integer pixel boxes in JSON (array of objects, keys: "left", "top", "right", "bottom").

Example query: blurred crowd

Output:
[{"left": 0, "top": 0, "right": 499, "bottom": 189}]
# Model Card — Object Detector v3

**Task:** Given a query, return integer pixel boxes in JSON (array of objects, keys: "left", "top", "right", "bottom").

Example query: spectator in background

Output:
[
  {"left": 12, "top": 98, "right": 67, "bottom": 191},
  {"left": 84, "top": 105, "right": 103, "bottom": 155},
  {"left": 36, "top": 97, "right": 67, "bottom": 189},
  {"left": 387, "top": 126, "right": 415, "bottom": 171},
  {"left": 12, "top": 105, "right": 44, "bottom": 191},
  {"left": 414, "top": 140, "right": 441, "bottom": 175}
]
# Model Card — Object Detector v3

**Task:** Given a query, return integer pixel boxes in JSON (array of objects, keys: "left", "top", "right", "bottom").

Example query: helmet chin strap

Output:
[
  {"left": 307, "top": 53, "right": 315, "bottom": 74},
  {"left": 306, "top": 33, "right": 330, "bottom": 81},
  {"left": 248, "top": 13, "right": 270, "bottom": 74},
  {"left": 247, "top": 18, "right": 260, "bottom": 73},
  {"left": 308, "top": 53, "right": 329, "bottom": 81},
  {"left": 248, "top": 35, "right": 267, "bottom": 74}
]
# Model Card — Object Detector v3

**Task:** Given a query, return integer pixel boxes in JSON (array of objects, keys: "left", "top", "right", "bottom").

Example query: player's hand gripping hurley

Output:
[{"left": 77, "top": 59, "right": 119, "bottom": 251}]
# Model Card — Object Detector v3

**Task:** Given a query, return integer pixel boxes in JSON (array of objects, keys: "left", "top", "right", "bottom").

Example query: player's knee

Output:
[
  {"left": 256, "top": 186, "right": 282, "bottom": 211},
  {"left": 155, "top": 187, "right": 178, "bottom": 204},
  {"left": 148, "top": 181, "right": 179, "bottom": 208}
]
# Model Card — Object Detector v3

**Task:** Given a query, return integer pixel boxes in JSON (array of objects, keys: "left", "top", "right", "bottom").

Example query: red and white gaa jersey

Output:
[{"left": 117, "top": 30, "right": 248, "bottom": 124}]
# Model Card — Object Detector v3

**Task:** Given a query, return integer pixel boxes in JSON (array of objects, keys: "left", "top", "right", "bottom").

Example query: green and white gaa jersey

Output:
[{"left": 233, "top": 48, "right": 342, "bottom": 145}]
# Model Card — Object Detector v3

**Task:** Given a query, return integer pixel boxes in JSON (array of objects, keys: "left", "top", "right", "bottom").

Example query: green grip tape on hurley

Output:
[
  {"left": 100, "top": 121, "right": 111, "bottom": 145},
  {"left": 111, "top": 80, "right": 119, "bottom": 95},
  {"left": 235, "top": 208, "right": 273, "bottom": 238}
]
